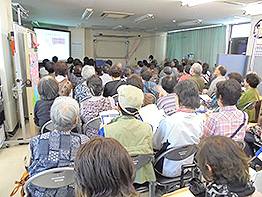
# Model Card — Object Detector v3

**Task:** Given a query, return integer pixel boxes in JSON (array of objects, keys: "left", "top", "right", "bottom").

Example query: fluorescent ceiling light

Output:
[
  {"left": 81, "top": 8, "right": 93, "bottom": 20},
  {"left": 181, "top": 0, "right": 215, "bottom": 7},
  {"left": 178, "top": 19, "right": 203, "bottom": 26},
  {"left": 133, "top": 14, "right": 154, "bottom": 23},
  {"left": 112, "top": 25, "right": 124, "bottom": 30},
  {"left": 244, "top": 2, "right": 262, "bottom": 16}
]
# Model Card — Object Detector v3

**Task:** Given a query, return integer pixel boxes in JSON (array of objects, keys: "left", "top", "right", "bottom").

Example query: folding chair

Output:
[
  {"left": 83, "top": 117, "right": 102, "bottom": 134},
  {"left": 40, "top": 120, "right": 54, "bottom": 134},
  {"left": 235, "top": 139, "right": 246, "bottom": 150},
  {"left": 112, "top": 94, "right": 118, "bottom": 104},
  {"left": 132, "top": 154, "right": 155, "bottom": 197},
  {"left": 242, "top": 101, "right": 258, "bottom": 111},
  {"left": 153, "top": 145, "right": 199, "bottom": 194},
  {"left": 24, "top": 167, "right": 74, "bottom": 196}
]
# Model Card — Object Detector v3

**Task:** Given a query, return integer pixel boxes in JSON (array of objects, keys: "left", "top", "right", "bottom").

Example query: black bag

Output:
[{"left": 189, "top": 178, "right": 206, "bottom": 197}]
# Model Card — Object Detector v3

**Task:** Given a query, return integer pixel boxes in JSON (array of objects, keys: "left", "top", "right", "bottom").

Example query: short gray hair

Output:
[
  {"left": 191, "top": 63, "right": 202, "bottom": 75},
  {"left": 82, "top": 66, "right": 95, "bottom": 80},
  {"left": 38, "top": 76, "right": 59, "bottom": 100},
  {"left": 50, "top": 96, "right": 79, "bottom": 131}
]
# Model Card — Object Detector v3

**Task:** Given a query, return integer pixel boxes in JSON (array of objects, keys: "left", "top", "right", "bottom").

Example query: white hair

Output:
[
  {"left": 191, "top": 63, "right": 202, "bottom": 75},
  {"left": 81, "top": 66, "right": 95, "bottom": 80},
  {"left": 50, "top": 96, "right": 79, "bottom": 131}
]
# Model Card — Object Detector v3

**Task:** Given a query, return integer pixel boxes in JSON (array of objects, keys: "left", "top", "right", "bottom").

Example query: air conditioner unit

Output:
[{"left": 101, "top": 11, "right": 134, "bottom": 19}]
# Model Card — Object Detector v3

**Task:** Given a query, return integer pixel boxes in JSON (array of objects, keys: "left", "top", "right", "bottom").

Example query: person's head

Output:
[
  {"left": 73, "top": 65, "right": 82, "bottom": 77},
  {"left": 38, "top": 76, "right": 59, "bottom": 100},
  {"left": 163, "top": 66, "right": 172, "bottom": 76},
  {"left": 137, "top": 60, "right": 144, "bottom": 68},
  {"left": 162, "top": 76, "right": 177, "bottom": 94},
  {"left": 45, "top": 61, "right": 55, "bottom": 73},
  {"left": 54, "top": 62, "right": 68, "bottom": 77},
  {"left": 75, "top": 137, "right": 136, "bottom": 197},
  {"left": 83, "top": 56, "right": 89, "bottom": 65},
  {"left": 171, "top": 59, "right": 179, "bottom": 68},
  {"left": 109, "top": 65, "right": 122, "bottom": 78},
  {"left": 216, "top": 79, "right": 241, "bottom": 107},
  {"left": 95, "top": 65, "right": 103, "bottom": 76},
  {"left": 174, "top": 80, "right": 200, "bottom": 109},
  {"left": 245, "top": 73, "right": 260, "bottom": 88},
  {"left": 103, "top": 64, "right": 110, "bottom": 74},
  {"left": 42, "top": 59, "right": 50, "bottom": 66},
  {"left": 228, "top": 72, "right": 243, "bottom": 85},
  {"left": 67, "top": 57, "right": 73, "bottom": 64},
  {"left": 202, "top": 63, "right": 209, "bottom": 75},
  {"left": 148, "top": 54, "right": 154, "bottom": 61},
  {"left": 151, "top": 59, "right": 158, "bottom": 67},
  {"left": 164, "top": 61, "right": 171, "bottom": 67},
  {"left": 87, "top": 58, "right": 96, "bottom": 67},
  {"left": 198, "top": 136, "right": 249, "bottom": 185},
  {"left": 190, "top": 63, "right": 202, "bottom": 76},
  {"left": 87, "top": 75, "right": 103, "bottom": 96},
  {"left": 73, "top": 58, "right": 83, "bottom": 66},
  {"left": 117, "top": 85, "right": 144, "bottom": 116},
  {"left": 81, "top": 65, "right": 95, "bottom": 80},
  {"left": 177, "top": 65, "right": 184, "bottom": 73},
  {"left": 123, "top": 67, "right": 132, "bottom": 78},
  {"left": 184, "top": 64, "right": 191, "bottom": 74},
  {"left": 52, "top": 56, "right": 58, "bottom": 63},
  {"left": 143, "top": 59, "right": 148, "bottom": 67},
  {"left": 106, "top": 59, "right": 113, "bottom": 66},
  {"left": 126, "top": 74, "right": 143, "bottom": 91},
  {"left": 214, "top": 65, "right": 227, "bottom": 77},
  {"left": 50, "top": 96, "right": 79, "bottom": 131},
  {"left": 141, "top": 69, "right": 153, "bottom": 81}
]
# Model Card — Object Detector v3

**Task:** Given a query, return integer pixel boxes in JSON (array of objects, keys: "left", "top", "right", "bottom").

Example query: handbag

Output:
[{"left": 10, "top": 170, "right": 29, "bottom": 197}]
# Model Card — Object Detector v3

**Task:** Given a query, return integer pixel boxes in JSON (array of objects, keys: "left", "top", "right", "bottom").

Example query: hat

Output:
[{"left": 117, "top": 85, "right": 144, "bottom": 115}]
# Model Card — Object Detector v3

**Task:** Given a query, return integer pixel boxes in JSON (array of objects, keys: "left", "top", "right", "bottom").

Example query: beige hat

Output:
[{"left": 117, "top": 85, "right": 144, "bottom": 115}]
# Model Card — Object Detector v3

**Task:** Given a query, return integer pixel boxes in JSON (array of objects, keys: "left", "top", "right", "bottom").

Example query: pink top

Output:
[
  {"left": 179, "top": 74, "right": 191, "bottom": 82},
  {"left": 202, "top": 106, "right": 248, "bottom": 140}
]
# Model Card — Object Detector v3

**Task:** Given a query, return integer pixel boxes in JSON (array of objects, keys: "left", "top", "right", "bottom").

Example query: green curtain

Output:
[{"left": 167, "top": 25, "right": 227, "bottom": 68}]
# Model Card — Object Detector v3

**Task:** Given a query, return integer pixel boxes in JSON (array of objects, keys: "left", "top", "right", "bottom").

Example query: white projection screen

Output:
[{"left": 34, "top": 28, "right": 70, "bottom": 61}]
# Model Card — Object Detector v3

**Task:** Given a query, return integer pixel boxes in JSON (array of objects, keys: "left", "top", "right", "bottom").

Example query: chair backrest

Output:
[
  {"left": 40, "top": 120, "right": 54, "bottom": 134},
  {"left": 85, "top": 117, "right": 101, "bottom": 130},
  {"left": 132, "top": 155, "right": 154, "bottom": 170},
  {"left": 242, "top": 101, "right": 257, "bottom": 111},
  {"left": 112, "top": 94, "right": 118, "bottom": 104},
  {"left": 24, "top": 167, "right": 74, "bottom": 194},
  {"left": 234, "top": 139, "right": 246, "bottom": 150}
]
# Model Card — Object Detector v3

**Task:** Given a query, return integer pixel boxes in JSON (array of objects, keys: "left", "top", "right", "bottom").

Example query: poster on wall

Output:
[
  {"left": 29, "top": 52, "right": 40, "bottom": 105},
  {"left": 255, "top": 39, "right": 262, "bottom": 56}
]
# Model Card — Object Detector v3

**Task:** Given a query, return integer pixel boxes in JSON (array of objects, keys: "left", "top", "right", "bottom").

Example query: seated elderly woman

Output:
[
  {"left": 80, "top": 75, "right": 115, "bottom": 138},
  {"left": 198, "top": 136, "right": 258, "bottom": 196},
  {"left": 153, "top": 80, "right": 203, "bottom": 177},
  {"left": 34, "top": 76, "right": 59, "bottom": 130},
  {"left": 74, "top": 65, "right": 95, "bottom": 103},
  {"left": 75, "top": 137, "right": 137, "bottom": 197},
  {"left": 202, "top": 79, "right": 248, "bottom": 140},
  {"left": 26, "top": 97, "right": 89, "bottom": 197},
  {"left": 54, "top": 62, "right": 73, "bottom": 96},
  {"left": 238, "top": 73, "right": 261, "bottom": 122}
]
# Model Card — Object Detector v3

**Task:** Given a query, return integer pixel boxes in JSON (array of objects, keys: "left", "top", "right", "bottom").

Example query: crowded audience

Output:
[{"left": 22, "top": 54, "right": 262, "bottom": 196}]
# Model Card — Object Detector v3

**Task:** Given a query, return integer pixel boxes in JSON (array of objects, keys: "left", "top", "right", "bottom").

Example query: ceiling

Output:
[{"left": 11, "top": 0, "right": 261, "bottom": 32}]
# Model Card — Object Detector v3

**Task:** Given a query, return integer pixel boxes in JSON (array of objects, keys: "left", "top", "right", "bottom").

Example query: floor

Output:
[{"left": 0, "top": 126, "right": 152, "bottom": 197}]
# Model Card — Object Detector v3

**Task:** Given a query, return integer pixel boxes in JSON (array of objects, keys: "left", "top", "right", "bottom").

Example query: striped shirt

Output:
[
  {"left": 157, "top": 93, "right": 178, "bottom": 115},
  {"left": 202, "top": 105, "right": 248, "bottom": 140}
]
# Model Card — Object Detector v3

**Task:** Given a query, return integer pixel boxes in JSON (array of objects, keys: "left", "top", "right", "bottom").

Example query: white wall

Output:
[
  {"left": 68, "top": 27, "right": 85, "bottom": 59},
  {"left": 0, "top": 0, "right": 17, "bottom": 131},
  {"left": 84, "top": 29, "right": 167, "bottom": 66}
]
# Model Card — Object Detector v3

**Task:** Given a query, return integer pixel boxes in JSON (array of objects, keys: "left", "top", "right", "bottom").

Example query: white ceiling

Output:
[{"left": 12, "top": 0, "right": 261, "bottom": 32}]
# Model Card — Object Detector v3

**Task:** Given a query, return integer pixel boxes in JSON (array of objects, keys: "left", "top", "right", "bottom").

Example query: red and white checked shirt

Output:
[{"left": 202, "top": 106, "right": 248, "bottom": 140}]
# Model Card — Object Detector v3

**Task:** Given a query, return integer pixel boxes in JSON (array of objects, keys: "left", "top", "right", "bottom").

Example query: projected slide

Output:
[{"left": 34, "top": 28, "right": 70, "bottom": 61}]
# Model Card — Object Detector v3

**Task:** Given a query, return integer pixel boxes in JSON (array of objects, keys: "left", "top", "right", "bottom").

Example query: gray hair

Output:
[
  {"left": 81, "top": 66, "right": 95, "bottom": 80},
  {"left": 50, "top": 96, "right": 79, "bottom": 131},
  {"left": 38, "top": 76, "right": 59, "bottom": 100},
  {"left": 191, "top": 63, "right": 202, "bottom": 75}
]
